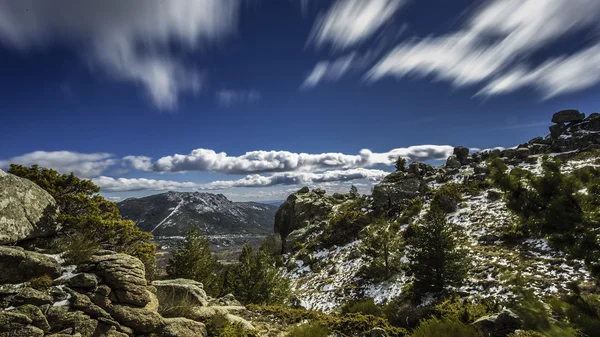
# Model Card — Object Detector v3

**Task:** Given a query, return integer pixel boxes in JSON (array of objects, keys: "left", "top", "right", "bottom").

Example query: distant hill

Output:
[{"left": 117, "top": 191, "right": 278, "bottom": 236}]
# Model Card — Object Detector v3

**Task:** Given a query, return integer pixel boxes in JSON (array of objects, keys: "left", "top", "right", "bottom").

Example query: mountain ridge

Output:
[{"left": 117, "top": 191, "right": 278, "bottom": 237}]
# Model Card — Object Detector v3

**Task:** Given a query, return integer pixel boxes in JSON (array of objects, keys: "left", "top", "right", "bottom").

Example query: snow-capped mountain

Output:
[{"left": 117, "top": 191, "right": 278, "bottom": 236}]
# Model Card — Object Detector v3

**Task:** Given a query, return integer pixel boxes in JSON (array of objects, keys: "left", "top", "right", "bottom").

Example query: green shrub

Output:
[
  {"left": 430, "top": 183, "right": 462, "bottom": 213},
  {"left": 384, "top": 292, "right": 434, "bottom": 330},
  {"left": 321, "top": 197, "right": 371, "bottom": 247},
  {"left": 340, "top": 298, "right": 382, "bottom": 317},
  {"left": 432, "top": 297, "right": 499, "bottom": 324},
  {"left": 411, "top": 317, "right": 480, "bottom": 337},
  {"left": 156, "top": 290, "right": 198, "bottom": 319},
  {"left": 28, "top": 275, "right": 53, "bottom": 290},
  {"left": 61, "top": 233, "right": 100, "bottom": 265},
  {"left": 395, "top": 157, "right": 407, "bottom": 172},
  {"left": 249, "top": 305, "right": 408, "bottom": 337},
  {"left": 288, "top": 322, "right": 329, "bottom": 337}
]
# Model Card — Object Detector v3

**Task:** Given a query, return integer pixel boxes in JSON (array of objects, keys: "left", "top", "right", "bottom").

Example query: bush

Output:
[
  {"left": 28, "top": 275, "right": 53, "bottom": 290},
  {"left": 395, "top": 157, "right": 407, "bottom": 172},
  {"left": 321, "top": 197, "right": 371, "bottom": 247},
  {"left": 430, "top": 183, "right": 462, "bottom": 213},
  {"left": 60, "top": 233, "right": 100, "bottom": 265},
  {"left": 340, "top": 298, "right": 382, "bottom": 317},
  {"left": 288, "top": 322, "right": 329, "bottom": 337},
  {"left": 432, "top": 297, "right": 499, "bottom": 324},
  {"left": 156, "top": 290, "right": 198, "bottom": 319},
  {"left": 411, "top": 317, "right": 480, "bottom": 337},
  {"left": 250, "top": 305, "right": 408, "bottom": 337}
]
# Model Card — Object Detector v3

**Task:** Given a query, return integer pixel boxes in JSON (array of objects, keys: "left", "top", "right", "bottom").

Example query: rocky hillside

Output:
[
  {"left": 117, "top": 191, "right": 277, "bottom": 236},
  {"left": 0, "top": 170, "right": 265, "bottom": 337},
  {"left": 275, "top": 109, "right": 600, "bottom": 312}
]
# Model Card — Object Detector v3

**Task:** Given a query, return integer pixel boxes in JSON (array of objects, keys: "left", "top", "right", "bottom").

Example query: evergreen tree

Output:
[
  {"left": 224, "top": 242, "right": 290, "bottom": 305},
  {"left": 406, "top": 210, "right": 469, "bottom": 300},
  {"left": 349, "top": 185, "right": 359, "bottom": 197},
  {"left": 8, "top": 164, "right": 156, "bottom": 279},
  {"left": 395, "top": 157, "right": 407, "bottom": 172},
  {"left": 361, "top": 218, "right": 400, "bottom": 280},
  {"left": 167, "top": 227, "right": 219, "bottom": 296}
]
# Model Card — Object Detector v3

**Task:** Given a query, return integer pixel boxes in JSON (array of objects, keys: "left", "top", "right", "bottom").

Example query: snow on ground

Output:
[{"left": 285, "top": 156, "right": 597, "bottom": 313}]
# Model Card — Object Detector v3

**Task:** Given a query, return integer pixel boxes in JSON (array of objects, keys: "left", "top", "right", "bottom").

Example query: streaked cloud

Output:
[
  {"left": 135, "top": 145, "right": 454, "bottom": 174},
  {"left": 0, "top": 151, "right": 117, "bottom": 178},
  {"left": 0, "top": 0, "right": 240, "bottom": 110},
  {"left": 302, "top": 53, "right": 357, "bottom": 88},
  {"left": 309, "top": 0, "right": 405, "bottom": 50},
  {"left": 216, "top": 90, "right": 261, "bottom": 107},
  {"left": 367, "top": 0, "right": 600, "bottom": 98},
  {"left": 92, "top": 176, "right": 200, "bottom": 192},
  {"left": 199, "top": 168, "right": 388, "bottom": 189}
]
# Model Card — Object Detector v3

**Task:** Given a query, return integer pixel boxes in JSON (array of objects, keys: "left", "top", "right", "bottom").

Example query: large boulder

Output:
[
  {"left": 0, "top": 170, "right": 58, "bottom": 245},
  {"left": 0, "top": 246, "right": 61, "bottom": 284},
  {"left": 274, "top": 188, "right": 333, "bottom": 251},
  {"left": 109, "top": 305, "right": 165, "bottom": 334},
  {"left": 152, "top": 279, "right": 209, "bottom": 308},
  {"left": 472, "top": 309, "right": 521, "bottom": 337},
  {"left": 0, "top": 311, "right": 44, "bottom": 337},
  {"left": 80, "top": 253, "right": 151, "bottom": 307},
  {"left": 372, "top": 171, "right": 421, "bottom": 211},
  {"left": 551, "top": 109, "right": 585, "bottom": 123},
  {"left": 160, "top": 317, "right": 207, "bottom": 337}
]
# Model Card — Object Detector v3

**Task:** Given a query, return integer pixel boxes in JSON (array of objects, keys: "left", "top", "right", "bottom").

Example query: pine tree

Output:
[
  {"left": 395, "top": 157, "right": 407, "bottom": 171},
  {"left": 167, "top": 227, "right": 219, "bottom": 296},
  {"left": 225, "top": 242, "right": 290, "bottom": 305},
  {"left": 406, "top": 210, "right": 469, "bottom": 300},
  {"left": 349, "top": 185, "right": 359, "bottom": 197},
  {"left": 361, "top": 218, "right": 400, "bottom": 280}
]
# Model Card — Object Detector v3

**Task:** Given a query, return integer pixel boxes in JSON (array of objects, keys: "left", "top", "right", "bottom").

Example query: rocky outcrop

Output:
[
  {"left": 152, "top": 279, "right": 209, "bottom": 307},
  {"left": 274, "top": 187, "right": 334, "bottom": 252},
  {"left": 472, "top": 309, "right": 522, "bottom": 337},
  {"left": 551, "top": 109, "right": 585, "bottom": 123},
  {"left": 0, "top": 170, "right": 58, "bottom": 245},
  {"left": 372, "top": 162, "right": 436, "bottom": 211},
  {"left": 0, "top": 246, "right": 61, "bottom": 284}
]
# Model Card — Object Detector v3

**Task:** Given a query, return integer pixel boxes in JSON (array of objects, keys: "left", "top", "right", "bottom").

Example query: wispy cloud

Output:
[
  {"left": 302, "top": 53, "right": 357, "bottom": 87},
  {"left": 367, "top": 0, "right": 600, "bottom": 98},
  {"left": 0, "top": 0, "right": 240, "bottom": 110},
  {"left": 308, "top": 0, "right": 405, "bottom": 50},
  {"left": 216, "top": 90, "right": 261, "bottom": 107},
  {"left": 0, "top": 151, "right": 117, "bottom": 178}
]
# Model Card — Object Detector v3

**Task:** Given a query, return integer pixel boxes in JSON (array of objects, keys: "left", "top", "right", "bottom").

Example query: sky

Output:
[{"left": 1, "top": 0, "right": 600, "bottom": 202}]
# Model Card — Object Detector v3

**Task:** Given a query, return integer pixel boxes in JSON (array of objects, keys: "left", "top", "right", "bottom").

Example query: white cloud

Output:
[
  {"left": 0, "top": 0, "right": 239, "bottom": 110},
  {"left": 201, "top": 168, "right": 389, "bottom": 189},
  {"left": 367, "top": 0, "right": 600, "bottom": 98},
  {"left": 93, "top": 176, "right": 200, "bottom": 192},
  {"left": 302, "top": 53, "right": 356, "bottom": 87},
  {"left": 122, "top": 155, "right": 154, "bottom": 171},
  {"left": 216, "top": 90, "right": 261, "bottom": 107},
  {"left": 0, "top": 151, "right": 116, "bottom": 178},
  {"left": 309, "top": 0, "right": 404, "bottom": 50},
  {"left": 144, "top": 145, "right": 454, "bottom": 174}
]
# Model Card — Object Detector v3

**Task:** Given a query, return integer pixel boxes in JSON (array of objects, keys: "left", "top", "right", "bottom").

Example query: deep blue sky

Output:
[{"left": 1, "top": 0, "right": 599, "bottom": 201}]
